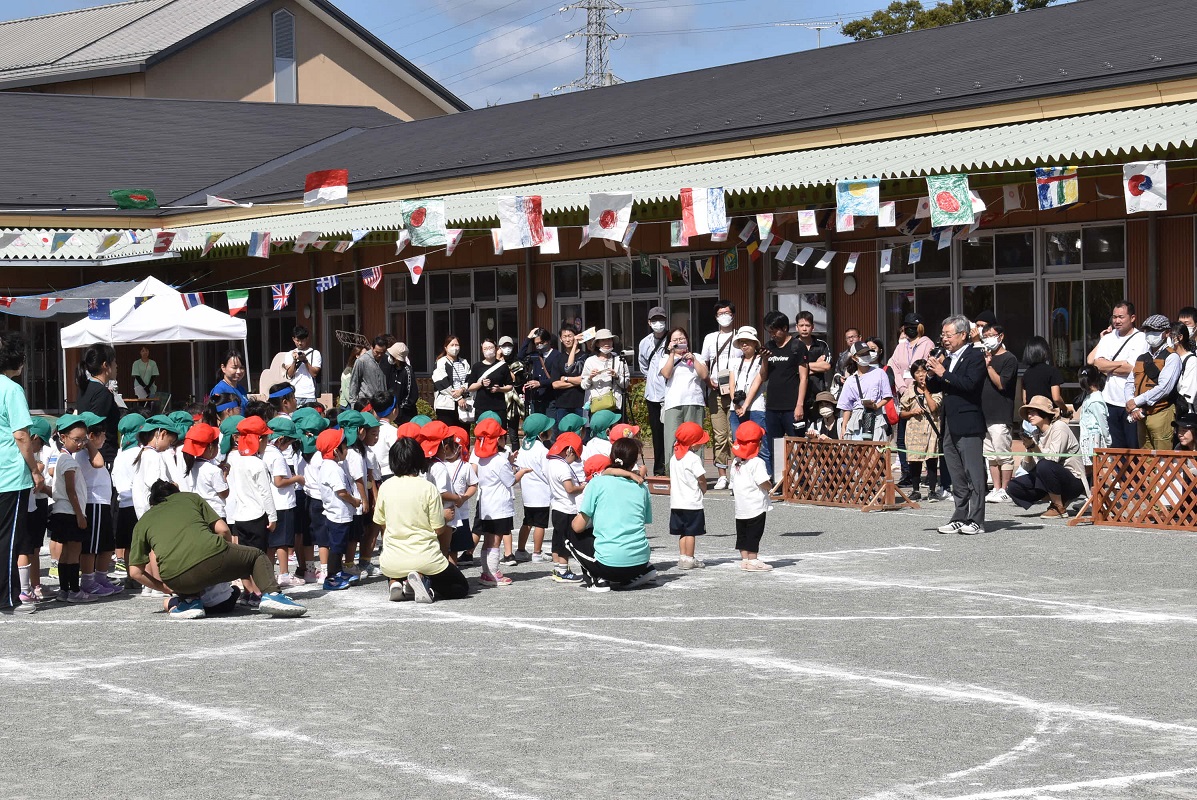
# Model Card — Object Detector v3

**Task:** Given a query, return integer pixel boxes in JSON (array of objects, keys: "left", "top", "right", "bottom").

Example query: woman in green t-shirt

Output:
[{"left": 131, "top": 346, "right": 159, "bottom": 400}]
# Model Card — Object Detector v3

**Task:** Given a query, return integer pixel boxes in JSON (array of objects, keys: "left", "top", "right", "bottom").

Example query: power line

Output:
[
  {"left": 382, "top": 0, "right": 527, "bottom": 44},
  {"left": 461, "top": 50, "right": 582, "bottom": 98},
  {"left": 555, "top": 0, "right": 628, "bottom": 92},
  {"left": 408, "top": 1, "right": 562, "bottom": 62},
  {"left": 439, "top": 34, "right": 572, "bottom": 85}
]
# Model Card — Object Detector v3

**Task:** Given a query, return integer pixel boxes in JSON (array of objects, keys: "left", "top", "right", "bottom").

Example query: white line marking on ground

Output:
[
  {"left": 935, "top": 766, "right": 1197, "bottom": 798},
  {"left": 418, "top": 609, "right": 1197, "bottom": 738},
  {"left": 772, "top": 572, "right": 1197, "bottom": 624}
]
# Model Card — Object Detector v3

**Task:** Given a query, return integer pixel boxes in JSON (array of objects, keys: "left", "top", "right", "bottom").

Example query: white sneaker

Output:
[
  {"left": 677, "top": 556, "right": 706, "bottom": 570},
  {"left": 713, "top": 476, "right": 729, "bottom": 491},
  {"left": 985, "top": 488, "right": 1007, "bottom": 503}
]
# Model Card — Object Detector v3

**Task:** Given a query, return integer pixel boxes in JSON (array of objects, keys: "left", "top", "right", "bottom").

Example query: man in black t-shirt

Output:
[
  {"left": 762, "top": 311, "right": 809, "bottom": 486},
  {"left": 979, "top": 323, "right": 1019, "bottom": 503},
  {"left": 795, "top": 311, "right": 831, "bottom": 419}
]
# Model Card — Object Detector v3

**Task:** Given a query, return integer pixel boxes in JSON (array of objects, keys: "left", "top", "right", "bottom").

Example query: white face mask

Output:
[
  {"left": 858, "top": 353, "right": 876, "bottom": 366},
  {"left": 1147, "top": 332, "right": 1165, "bottom": 348},
  {"left": 500, "top": 346, "right": 513, "bottom": 357},
  {"left": 482, "top": 349, "right": 496, "bottom": 360},
  {"left": 650, "top": 321, "right": 666, "bottom": 334},
  {"left": 599, "top": 346, "right": 613, "bottom": 355},
  {"left": 1188, "top": 325, "right": 1196, "bottom": 338},
  {"left": 982, "top": 336, "right": 1000, "bottom": 352},
  {"left": 819, "top": 406, "right": 834, "bottom": 418},
  {"left": 717, "top": 314, "right": 733, "bottom": 328},
  {"left": 446, "top": 346, "right": 460, "bottom": 357}
]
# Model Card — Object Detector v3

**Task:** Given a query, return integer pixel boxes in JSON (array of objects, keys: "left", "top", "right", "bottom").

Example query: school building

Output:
[{"left": 1, "top": 0, "right": 1195, "bottom": 410}]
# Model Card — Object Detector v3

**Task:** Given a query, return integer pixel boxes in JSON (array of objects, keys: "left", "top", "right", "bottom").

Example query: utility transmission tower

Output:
[
  {"left": 776, "top": 19, "right": 841, "bottom": 48},
  {"left": 554, "top": 1, "right": 628, "bottom": 92}
]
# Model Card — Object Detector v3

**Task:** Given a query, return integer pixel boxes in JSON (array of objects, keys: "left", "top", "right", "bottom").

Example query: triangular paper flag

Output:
[
  {"left": 937, "top": 227, "right": 953, "bottom": 250},
  {"left": 445, "top": 229, "right": 463, "bottom": 256},
  {"left": 1002, "top": 185, "right": 1022, "bottom": 213},
  {"left": 814, "top": 251, "right": 835, "bottom": 270},
  {"left": 844, "top": 253, "right": 859, "bottom": 274},
  {"left": 540, "top": 227, "right": 560, "bottom": 255},
  {"left": 50, "top": 232, "right": 75, "bottom": 254},
  {"left": 579, "top": 226, "right": 591, "bottom": 247},
  {"left": 670, "top": 221, "right": 689, "bottom": 248},
  {"left": 915, "top": 197, "right": 931, "bottom": 218},
  {"left": 201, "top": 232, "right": 224, "bottom": 257},
  {"left": 880, "top": 249, "right": 893, "bottom": 273},
  {"left": 775, "top": 241, "right": 794, "bottom": 263},
  {"left": 756, "top": 214, "right": 773, "bottom": 240},
  {"left": 969, "top": 190, "right": 987, "bottom": 215},
  {"left": 394, "top": 229, "right": 411, "bottom": 255},
  {"left": 710, "top": 230, "right": 729, "bottom": 243},
  {"left": 795, "top": 247, "right": 814, "bottom": 266},
  {"left": 797, "top": 210, "right": 818, "bottom": 237},
  {"left": 405, "top": 255, "right": 425, "bottom": 285},
  {"left": 836, "top": 212, "right": 854, "bottom": 232},
  {"left": 909, "top": 240, "right": 924, "bottom": 264},
  {"left": 351, "top": 229, "right": 370, "bottom": 244},
  {"left": 878, "top": 201, "right": 896, "bottom": 228},
  {"left": 491, "top": 229, "right": 504, "bottom": 255},
  {"left": 95, "top": 232, "right": 123, "bottom": 255},
  {"left": 738, "top": 220, "right": 757, "bottom": 242},
  {"left": 621, "top": 221, "right": 638, "bottom": 248},
  {"left": 294, "top": 231, "right": 319, "bottom": 254}
]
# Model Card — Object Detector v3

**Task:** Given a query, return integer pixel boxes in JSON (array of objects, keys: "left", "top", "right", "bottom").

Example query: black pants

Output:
[
  {"left": 907, "top": 459, "right": 939, "bottom": 490},
  {"left": 1006, "top": 461, "right": 1086, "bottom": 509},
  {"left": 1106, "top": 403, "right": 1140, "bottom": 450},
  {"left": 167, "top": 543, "right": 280, "bottom": 597},
  {"left": 389, "top": 563, "right": 470, "bottom": 600},
  {"left": 647, "top": 400, "right": 666, "bottom": 475},
  {"left": 0, "top": 489, "right": 28, "bottom": 609},
  {"left": 565, "top": 528, "right": 653, "bottom": 583},
  {"left": 435, "top": 409, "right": 461, "bottom": 427}
]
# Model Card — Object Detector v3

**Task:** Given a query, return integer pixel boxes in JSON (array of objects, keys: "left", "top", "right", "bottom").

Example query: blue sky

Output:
[{"left": 7, "top": 0, "right": 883, "bottom": 106}]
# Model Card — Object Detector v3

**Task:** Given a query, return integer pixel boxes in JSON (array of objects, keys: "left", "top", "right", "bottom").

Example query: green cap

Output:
[
  {"left": 169, "top": 411, "right": 195, "bottom": 434},
  {"left": 56, "top": 413, "right": 89, "bottom": 434},
  {"left": 118, "top": 413, "right": 147, "bottom": 451},
  {"left": 79, "top": 411, "right": 106, "bottom": 430},
  {"left": 589, "top": 409, "right": 620, "bottom": 440},
  {"left": 521, "top": 413, "right": 553, "bottom": 450},
  {"left": 267, "top": 417, "right": 298, "bottom": 439},
  {"left": 411, "top": 414, "right": 432, "bottom": 427},
  {"left": 218, "top": 414, "right": 244, "bottom": 456},
  {"left": 360, "top": 412, "right": 381, "bottom": 429},
  {"left": 293, "top": 409, "right": 329, "bottom": 435},
  {"left": 292, "top": 407, "right": 321, "bottom": 424},
  {"left": 557, "top": 413, "right": 585, "bottom": 434},
  {"left": 28, "top": 417, "right": 52, "bottom": 442},
  {"left": 477, "top": 411, "right": 503, "bottom": 426},
  {"left": 141, "top": 414, "right": 179, "bottom": 436},
  {"left": 299, "top": 431, "right": 317, "bottom": 456},
  {"left": 336, "top": 410, "right": 364, "bottom": 446}
]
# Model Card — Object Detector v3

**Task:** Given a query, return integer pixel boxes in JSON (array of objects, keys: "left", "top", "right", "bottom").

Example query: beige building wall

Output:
[{"left": 20, "top": 72, "right": 146, "bottom": 97}]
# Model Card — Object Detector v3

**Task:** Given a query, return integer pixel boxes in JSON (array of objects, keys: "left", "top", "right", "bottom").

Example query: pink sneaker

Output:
[
  {"left": 740, "top": 559, "right": 774, "bottom": 572},
  {"left": 302, "top": 567, "right": 322, "bottom": 584},
  {"left": 479, "top": 571, "right": 513, "bottom": 587},
  {"left": 277, "top": 573, "right": 304, "bottom": 588},
  {"left": 81, "top": 580, "right": 118, "bottom": 597}
]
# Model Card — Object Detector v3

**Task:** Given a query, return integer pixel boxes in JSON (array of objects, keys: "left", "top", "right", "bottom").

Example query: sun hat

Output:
[
  {"left": 1019, "top": 395, "right": 1059, "bottom": 423},
  {"left": 814, "top": 391, "right": 837, "bottom": 406},
  {"left": 673, "top": 421, "right": 709, "bottom": 460},
  {"left": 417, "top": 420, "right": 451, "bottom": 458},
  {"left": 410, "top": 414, "right": 433, "bottom": 427},
  {"left": 732, "top": 326, "right": 760, "bottom": 346},
  {"left": 56, "top": 413, "right": 88, "bottom": 435},
  {"left": 315, "top": 428, "right": 345, "bottom": 459},
  {"left": 556, "top": 413, "right": 585, "bottom": 434},
  {"left": 548, "top": 431, "right": 582, "bottom": 458},
  {"left": 335, "top": 409, "right": 365, "bottom": 446},
  {"left": 477, "top": 410, "right": 504, "bottom": 426},
  {"left": 609, "top": 422, "right": 640, "bottom": 440},
  {"left": 1172, "top": 412, "right": 1197, "bottom": 430},
  {"left": 472, "top": 417, "right": 507, "bottom": 459},
  {"left": 396, "top": 422, "right": 423, "bottom": 440},
  {"left": 521, "top": 413, "right": 553, "bottom": 449},
  {"left": 182, "top": 422, "right": 220, "bottom": 458},
  {"left": 117, "top": 413, "right": 146, "bottom": 450},
  {"left": 169, "top": 411, "right": 194, "bottom": 435},
  {"left": 218, "top": 414, "right": 244, "bottom": 455},
  {"left": 732, "top": 420, "right": 765, "bottom": 460},
  {"left": 235, "top": 416, "right": 271, "bottom": 456},
  {"left": 28, "top": 417, "right": 52, "bottom": 443},
  {"left": 583, "top": 454, "right": 612, "bottom": 481},
  {"left": 387, "top": 341, "right": 408, "bottom": 362},
  {"left": 588, "top": 409, "right": 620, "bottom": 440},
  {"left": 143, "top": 414, "right": 179, "bottom": 435},
  {"left": 267, "top": 417, "right": 298, "bottom": 440},
  {"left": 593, "top": 328, "right": 615, "bottom": 342},
  {"left": 446, "top": 426, "right": 470, "bottom": 452},
  {"left": 79, "top": 411, "right": 106, "bottom": 430}
]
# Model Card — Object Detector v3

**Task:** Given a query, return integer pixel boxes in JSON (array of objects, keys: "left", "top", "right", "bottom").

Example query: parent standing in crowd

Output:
[
  {"left": 552, "top": 325, "right": 586, "bottom": 431},
  {"left": 837, "top": 341, "right": 893, "bottom": 441},
  {"left": 467, "top": 338, "right": 513, "bottom": 426},
  {"left": 519, "top": 328, "right": 562, "bottom": 419},
  {"left": 349, "top": 336, "right": 390, "bottom": 409},
  {"left": 1086, "top": 300, "right": 1147, "bottom": 450},
  {"left": 638, "top": 306, "right": 670, "bottom": 476},
  {"left": 131, "top": 345, "right": 159, "bottom": 401},
  {"left": 499, "top": 335, "right": 526, "bottom": 449},
  {"left": 386, "top": 341, "right": 419, "bottom": 423},
  {"left": 0, "top": 332, "right": 40, "bottom": 614},
  {"left": 728, "top": 326, "right": 769, "bottom": 465},
  {"left": 75, "top": 343, "right": 120, "bottom": 464},
  {"left": 432, "top": 335, "right": 471, "bottom": 426},
  {"left": 888, "top": 313, "right": 933, "bottom": 486},
  {"left": 701, "top": 300, "right": 739, "bottom": 490},
  {"left": 795, "top": 311, "right": 832, "bottom": 422},
  {"left": 284, "top": 326, "right": 322, "bottom": 407},
  {"left": 1127, "top": 314, "right": 1180, "bottom": 449},
  {"left": 581, "top": 329, "right": 630, "bottom": 423},
  {"left": 980, "top": 323, "right": 1019, "bottom": 504},
  {"left": 340, "top": 345, "right": 363, "bottom": 408},
  {"left": 659, "top": 326, "right": 709, "bottom": 475},
  {"left": 1020, "top": 336, "right": 1067, "bottom": 415},
  {"left": 927, "top": 315, "right": 989, "bottom": 536},
  {"left": 762, "top": 311, "right": 809, "bottom": 486}
]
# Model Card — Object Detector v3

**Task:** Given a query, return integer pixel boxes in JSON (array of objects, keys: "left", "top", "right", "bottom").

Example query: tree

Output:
[{"left": 842, "top": 0, "right": 1059, "bottom": 41}]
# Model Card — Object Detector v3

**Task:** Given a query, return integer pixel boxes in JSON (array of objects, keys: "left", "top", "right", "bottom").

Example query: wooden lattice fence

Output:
[
  {"left": 782, "top": 437, "right": 917, "bottom": 512},
  {"left": 1069, "top": 448, "right": 1197, "bottom": 530}
]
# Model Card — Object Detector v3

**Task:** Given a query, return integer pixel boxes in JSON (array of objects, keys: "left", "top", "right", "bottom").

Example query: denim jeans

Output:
[{"left": 730, "top": 409, "right": 769, "bottom": 468}]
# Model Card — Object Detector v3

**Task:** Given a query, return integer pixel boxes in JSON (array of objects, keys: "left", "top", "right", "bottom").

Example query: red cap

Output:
[
  {"left": 181, "top": 422, "right": 219, "bottom": 458},
  {"left": 315, "top": 428, "right": 345, "bottom": 459},
  {"left": 396, "top": 422, "right": 422, "bottom": 440},
  {"left": 583, "top": 454, "right": 611, "bottom": 481},
  {"left": 609, "top": 423, "right": 640, "bottom": 440},
  {"left": 732, "top": 420, "right": 765, "bottom": 460},
  {"left": 673, "top": 421, "right": 709, "bottom": 461},
  {"left": 418, "top": 420, "right": 451, "bottom": 458},
  {"left": 236, "top": 416, "right": 271, "bottom": 456},
  {"left": 446, "top": 426, "right": 470, "bottom": 452},
  {"left": 548, "top": 432, "right": 583, "bottom": 458},
  {"left": 472, "top": 418, "right": 507, "bottom": 459}
]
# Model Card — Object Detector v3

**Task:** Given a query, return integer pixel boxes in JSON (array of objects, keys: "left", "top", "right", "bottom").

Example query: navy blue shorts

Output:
[
  {"left": 307, "top": 495, "right": 326, "bottom": 548},
  {"left": 476, "top": 516, "right": 513, "bottom": 537},
  {"left": 449, "top": 519, "right": 474, "bottom": 553},
  {"left": 669, "top": 508, "right": 706, "bottom": 537},
  {"left": 347, "top": 514, "right": 364, "bottom": 542},
  {"left": 268, "top": 507, "right": 296, "bottom": 550},
  {"left": 324, "top": 520, "right": 351, "bottom": 555},
  {"left": 294, "top": 489, "right": 312, "bottom": 546}
]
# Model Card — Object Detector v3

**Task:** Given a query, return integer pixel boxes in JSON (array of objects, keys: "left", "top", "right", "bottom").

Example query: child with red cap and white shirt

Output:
[
  {"left": 315, "top": 428, "right": 361, "bottom": 591},
  {"left": 471, "top": 417, "right": 516, "bottom": 586},
  {"left": 670, "top": 421, "right": 709, "bottom": 570},
  {"left": 227, "top": 416, "right": 277, "bottom": 604},
  {"left": 545, "top": 431, "right": 586, "bottom": 584},
  {"left": 730, "top": 420, "right": 773, "bottom": 571}
]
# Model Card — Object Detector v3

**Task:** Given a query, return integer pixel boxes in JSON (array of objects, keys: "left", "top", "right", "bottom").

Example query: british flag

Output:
[
  {"left": 315, "top": 275, "right": 339, "bottom": 293},
  {"left": 272, "top": 283, "right": 293, "bottom": 311},
  {"left": 182, "top": 292, "right": 204, "bottom": 309},
  {"left": 361, "top": 267, "right": 382, "bottom": 290}
]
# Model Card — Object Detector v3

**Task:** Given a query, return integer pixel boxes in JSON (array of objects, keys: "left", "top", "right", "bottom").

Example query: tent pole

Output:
[
  {"left": 190, "top": 342, "right": 197, "bottom": 402},
  {"left": 61, "top": 347, "right": 69, "bottom": 413},
  {"left": 243, "top": 338, "right": 252, "bottom": 394}
]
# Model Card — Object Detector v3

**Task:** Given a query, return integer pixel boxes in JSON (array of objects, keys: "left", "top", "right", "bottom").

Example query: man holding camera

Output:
[
  {"left": 701, "top": 300, "right": 740, "bottom": 490},
  {"left": 926, "top": 315, "right": 988, "bottom": 535},
  {"left": 284, "top": 326, "right": 322, "bottom": 406},
  {"left": 518, "top": 328, "right": 564, "bottom": 419}
]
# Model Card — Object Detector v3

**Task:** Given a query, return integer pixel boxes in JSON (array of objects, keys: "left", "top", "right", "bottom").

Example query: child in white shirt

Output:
[
  {"left": 227, "top": 417, "right": 277, "bottom": 603},
  {"left": 47, "top": 415, "right": 93, "bottom": 603},
  {"left": 669, "top": 421, "right": 709, "bottom": 571},
  {"left": 315, "top": 428, "right": 361, "bottom": 590},
  {"left": 545, "top": 431, "right": 586, "bottom": 584},
  {"left": 426, "top": 426, "right": 478, "bottom": 565},
  {"left": 472, "top": 418, "right": 516, "bottom": 587},
  {"left": 514, "top": 414, "right": 554, "bottom": 562},
  {"left": 729, "top": 421, "right": 773, "bottom": 571},
  {"left": 265, "top": 419, "right": 305, "bottom": 587}
]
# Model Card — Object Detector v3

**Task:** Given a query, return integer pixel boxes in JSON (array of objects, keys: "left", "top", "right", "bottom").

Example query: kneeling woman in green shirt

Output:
[
  {"left": 374, "top": 437, "right": 470, "bottom": 604},
  {"left": 570, "top": 437, "right": 658, "bottom": 592}
]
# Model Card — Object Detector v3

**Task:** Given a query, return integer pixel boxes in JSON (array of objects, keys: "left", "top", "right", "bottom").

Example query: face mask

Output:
[
  {"left": 500, "top": 346, "right": 513, "bottom": 357},
  {"left": 858, "top": 353, "right": 876, "bottom": 366},
  {"left": 538, "top": 343, "right": 551, "bottom": 353},
  {"left": 482, "top": 349, "right": 496, "bottom": 360},
  {"left": 650, "top": 321, "right": 666, "bottom": 334},
  {"left": 1147, "top": 332, "right": 1165, "bottom": 348},
  {"left": 446, "top": 346, "right": 460, "bottom": 357},
  {"left": 982, "top": 336, "right": 1000, "bottom": 352},
  {"left": 717, "top": 314, "right": 733, "bottom": 328},
  {"left": 599, "top": 346, "right": 613, "bottom": 355},
  {"left": 904, "top": 326, "right": 919, "bottom": 340},
  {"left": 1022, "top": 420, "right": 1037, "bottom": 438},
  {"left": 1188, "top": 325, "right": 1196, "bottom": 338},
  {"left": 819, "top": 406, "right": 834, "bottom": 418}
]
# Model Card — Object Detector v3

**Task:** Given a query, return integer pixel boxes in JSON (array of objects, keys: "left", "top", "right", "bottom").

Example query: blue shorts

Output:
[
  {"left": 450, "top": 519, "right": 474, "bottom": 553},
  {"left": 323, "top": 520, "right": 351, "bottom": 555},
  {"left": 294, "top": 489, "right": 311, "bottom": 546},
  {"left": 669, "top": 508, "right": 706, "bottom": 537},
  {"left": 307, "top": 495, "right": 325, "bottom": 547},
  {"left": 347, "top": 514, "right": 364, "bottom": 542},
  {"left": 268, "top": 507, "right": 296, "bottom": 550}
]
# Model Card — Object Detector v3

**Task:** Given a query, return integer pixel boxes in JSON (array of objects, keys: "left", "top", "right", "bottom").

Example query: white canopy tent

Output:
[{"left": 60, "top": 276, "right": 249, "bottom": 403}]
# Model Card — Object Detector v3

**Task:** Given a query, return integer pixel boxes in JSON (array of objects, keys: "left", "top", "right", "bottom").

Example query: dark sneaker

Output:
[{"left": 407, "top": 572, "right": 435, "bottom": 604}]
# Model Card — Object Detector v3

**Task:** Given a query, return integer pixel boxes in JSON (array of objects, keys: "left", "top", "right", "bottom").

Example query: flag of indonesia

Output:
[
  {"left": 304, "top": 169, "right": 349, "bottom": 207},
  {"left": 679, "top": 187, "right": 728, "bottom": 239}
]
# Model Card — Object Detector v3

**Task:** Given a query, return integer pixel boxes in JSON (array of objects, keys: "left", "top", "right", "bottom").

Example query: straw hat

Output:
[{"left": 1019, "top": 395, "right": 1059, "bottom": 422}]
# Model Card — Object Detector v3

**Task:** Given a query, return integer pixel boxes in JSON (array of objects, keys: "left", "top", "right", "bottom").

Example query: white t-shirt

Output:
[
  {"left": 318, "top": 458, "right": 354, "bottom": 524},
  {"left": 132, "top": 446, "right": 168, "bottom": 518},
  {"left": 515, "top": 442, "right": 551, "bottom": 509},
  {"left": 78, "top": 452, "right": 112, "bottom": 505},
  {"left": 427, "top": 458, "right": 477, "bottom": 527},
  {"left": 701, "top": 329, "right": 742, "bottom": 390},
  {"left": 731, "top": 456, "right": 772, "bottom": 519},
  {"left": 546, "top": 456, "right": 584, "bottom": 514},
  {"left": 264, "top": 444, "right": 297, "bottom": 511},
  {"left": 346, "top": 448, "right": 368, "bottom": 516},
  {"left": 662, "top": 357, "right": 707, "bottom": 410},
  {"left": 226, "top": 451, "right": 277, "bottom": 525},
  {"left": 51, "top": 448, "right": 87, "bottom": 515},
  {"left": 580, "top": 437, "right": 612, "bottom": 463},
  {"left": 733, "top": 354, "right": 767, "bottom": 413},
  {"left": 189, "top": 460, "right": 229, "bottom": 519},
  {"left": 1092, "top": 329, "right": 1147, "bottom": 405},
  {"left": 163, "top": 448, "right": 188, "bottom": 489},
  {"left": 111, "top": 447, "right": 136, "bottom": 508},
  {"left": 371, "top": 422, "right": 398, "bottom": 477},
  {"left": 669, "top": 450, "right": 705, "bottom": 511},
  {"left": 286, "top": 347, "right": 322, "bottom": 401},
  {"left": 474, "top": 453, "right": 516, "bottom": 521}
]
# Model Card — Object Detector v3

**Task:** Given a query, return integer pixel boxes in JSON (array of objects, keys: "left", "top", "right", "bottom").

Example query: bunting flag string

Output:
[
  {"left": 361, "top": 266, "right": 383, "bottom": 290},
  {"left": 226, "top": 289, "right": 249, "bottom": 317},
  {"left": 272, "top": 283, "right": 293, "bottom": 311}
]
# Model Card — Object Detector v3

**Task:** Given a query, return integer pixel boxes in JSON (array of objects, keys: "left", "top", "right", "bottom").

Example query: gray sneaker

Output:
[
  {"left": 407, "top": 572, "right": 435, "bottom": 604},
  {"left": 677, "top": 556, "right": 705, "bottom": 570},
  {"left": 957, "top": 522, "right": 985, "bottom": 535},
  {"left": 936, "top": 521, "right": 964, "bottom": 534}
]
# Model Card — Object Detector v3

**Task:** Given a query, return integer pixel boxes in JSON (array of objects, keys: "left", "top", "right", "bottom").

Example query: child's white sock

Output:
[
  {"left": 484, "top": 548, "right": 500, "bottom": 576},
  {"left": 18, "top": 565, "right": 30, "bottom": 593}
]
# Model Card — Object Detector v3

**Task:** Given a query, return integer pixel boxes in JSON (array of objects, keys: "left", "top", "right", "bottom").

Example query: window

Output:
[
  {"left": 1048, "top": 278, "right": 1125, "bottom": 380},
  {"left": 962, "top": 283, "right": 1035, "bottom": 359},
  {"left": 774, "top": 292, "right": 829, "bottom": 333},
  {"left": 272, "top": 10, "right": 297, "bottom": 104},
  {"left": 1044, "top": 224, "right": 1125, "bottom": 272},
  {"left": 961, "top": 231, "right": 1034, "bottom": 275}
]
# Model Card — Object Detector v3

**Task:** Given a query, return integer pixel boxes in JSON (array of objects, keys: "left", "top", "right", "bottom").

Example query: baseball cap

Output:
[{"left": 648, "top": 306, "right": 666, "bottom": 320}]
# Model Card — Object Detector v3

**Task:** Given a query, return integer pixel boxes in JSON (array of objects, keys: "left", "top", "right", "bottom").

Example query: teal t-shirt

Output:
[
  {"left": 579, "top": 475, "right": 653, "bottom": 568},
  {"left": 0, "top": 375, "right": 33, "bottom": 493}
]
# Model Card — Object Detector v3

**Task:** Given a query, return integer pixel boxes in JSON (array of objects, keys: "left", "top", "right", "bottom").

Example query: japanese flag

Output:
[
  {"left": 405, "top": 256, "right": 425, "bottom": 285},
  {"left": 588, "top": 192, "right": 633, "bottom": 242}
]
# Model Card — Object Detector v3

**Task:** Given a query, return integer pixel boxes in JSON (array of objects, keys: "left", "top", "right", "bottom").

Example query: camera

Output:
[
  {"left": 732, "top": 389, "right": 747, "bottom": 407},
  {"left": 930, "top": 346, "right": 947, "bottom": 359}
]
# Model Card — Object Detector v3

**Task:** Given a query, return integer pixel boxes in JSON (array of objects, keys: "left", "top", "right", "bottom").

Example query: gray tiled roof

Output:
[
  {"left": 211, "top": 0, "right": 1197, "bottom": 203},
  {"left": 0, "top": 93, "right": 395, "bottom": 209}
]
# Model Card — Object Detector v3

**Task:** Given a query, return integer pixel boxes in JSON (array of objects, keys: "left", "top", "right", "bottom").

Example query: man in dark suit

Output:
[{"left": 926, "top": 315, "right": 989, "bottom": 535}]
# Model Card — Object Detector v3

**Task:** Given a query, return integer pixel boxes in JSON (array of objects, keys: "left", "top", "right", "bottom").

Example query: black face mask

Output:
[{"left": 904, "top": 326, "right": 919, "bottom": 340}]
